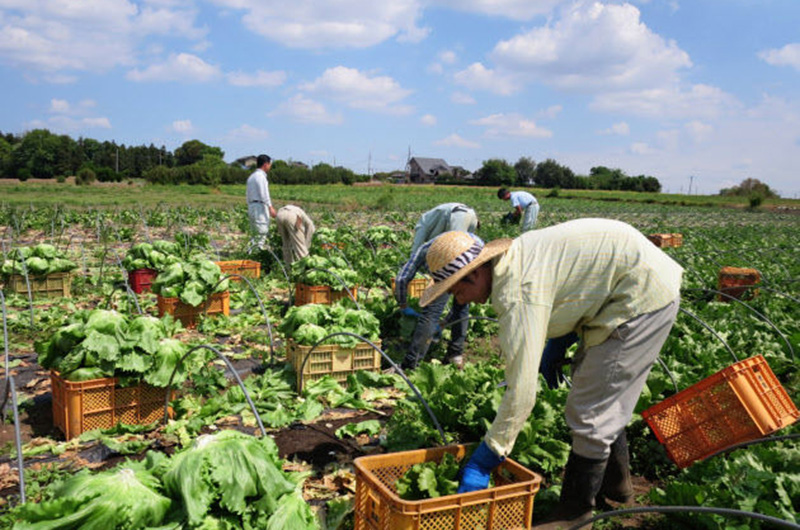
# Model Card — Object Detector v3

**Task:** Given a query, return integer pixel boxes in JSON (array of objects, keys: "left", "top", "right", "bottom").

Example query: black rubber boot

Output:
[
  {"left": 533, "top": 451, "right": 607, "bottom": 529},
  {"left": 596, "top": 431, "right": 634, "bottom": 505}
]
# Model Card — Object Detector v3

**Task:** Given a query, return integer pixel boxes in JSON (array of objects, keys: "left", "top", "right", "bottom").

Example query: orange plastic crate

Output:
[
  {"left": 642, "top": 355, "right": 798, "bottom": 468},
  {"left": 718, "top": 266, "right": 760, "bottom": 301},
  {"left": 156, "top": 291, "right": 230, "bottom": 329},
  {"left": 321, "top": 242, "right": 346, "bottom": 250},
  {"left": 647, "top": 233, "right": 674, "bottom": 248},
  {"left": 128, "top": 268, "right": 157, "bottom": 294},
  {"left": 6, "top": 272, "right": 71, "bottom": 298},
  {"left": 671, "top": 233, "right": 683, "bottom": 247},
  {"left": 391, "top": 277, "right": 431, "bottom": 300},
  {"left": 294, "top": 283, "right": 358, "bottom": 306},
  {"left": 355, "top": 444, "right": 542, "bottom": 530},
  {"left": 287, "top": 339, "right": 381, "bottom": 391},
  {"left": 215, "top": 260, "right": 261, "bottom": 282},
  {"left": 51, "top": 371, "right": 174, "bottom": 440}
]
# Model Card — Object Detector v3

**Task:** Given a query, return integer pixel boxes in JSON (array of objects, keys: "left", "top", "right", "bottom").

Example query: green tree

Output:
[
  {"left": 174, "top": 140, "right": 224, "bottom": 166},
  {"left": 535, "top": 159, "right": 575, "bottom": 188},
  {"left": 476, "top": 158, "right": 516, "bottom": 186},
  {"left": 719, "top": 178, "right": 778, "bottom": 198},
  {"left": 513, "top": 157, "right": 536, "bottom": 186},
  {"left": 11, "top": 129, "right": 61, "bottom": 179}
]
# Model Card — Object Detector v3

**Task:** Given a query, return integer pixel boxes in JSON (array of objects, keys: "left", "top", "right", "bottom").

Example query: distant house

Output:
[
  {"left": 408, "top": 157, "right": 452, "bottom": 184},
  {"left": 234, "top": 155, "right": 257, "bottom": 169},
  {"left": 291, "top": 161, "right": 309, "bottom": 170}
]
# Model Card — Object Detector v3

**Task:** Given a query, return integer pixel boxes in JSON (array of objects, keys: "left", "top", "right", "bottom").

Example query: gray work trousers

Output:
[{"left": 566, "top": 298, "right": 679, "bottom": 459}]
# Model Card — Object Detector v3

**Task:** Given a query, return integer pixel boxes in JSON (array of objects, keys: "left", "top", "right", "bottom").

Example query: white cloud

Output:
[
  {"left": 451, "top": 92, "right": 476, "bottom": 105},
  {"left": 439, "top": 50, "right": 457, "bottom": 64},
  {"left": 225, "top": 124, "right": 270, "bottom": 141},
  {"left": 590, "top": 84, "right": 740, "bottom": 119},
  {"left": 598, "top": 122, "right": 630, "bottom": 135},
  {"left": 453, "top": 62, "right": 520, "bottom": 95},
  {"left": 227, "top": 70, "right": 287, "bottom": 87},
  {"left": 82, "top": 117, "right": 111, "bottom": 128},
  {"left": 208, "top": 0, "right": 427, "bottom": 49},
  {"left": 538, "top": 105, "right": 563, "bottom": 119},
  {"left": 50, "top": 99, "right": 70, "bottom": 113},
  {"left": 171, "top": 119, "right": 194, "bottom": 133},
  {"left": 427, "top": 62, "right": 444, "bottom": 75},
  {"left": 433, "top": 0, "right": 565, "bottom": 21},
  {"left": 420, "top": 114, "right": 437, "bottom": 126},
  {"left": 0, "top": 0, "right": 206, "bottom": 76},
  {"left": 490, "top": 2, "right": 692, "bottom": 91},
  {"left": 758, "top": 43, "right": 800, "bottom": 71},
  {"left": 127, "top": 53, "right": 221, "bottom": 82},
  {"left": 300, "top": 66, "right": 413, "bottom": 114},
  {"left": 270, "top": 94, "right": 343, "bottom": 124},
  {"left": 684, "top": 120, "right": 713, "bottom": 143},
  {"left": 630, "top": 142, "right": 655, "bottom": 155},
  {"left": 434, "top": 133, "right": 480, "bottom": 148},
  {"left": 470, "top": 113, "right": 553, "bottom": 138}
]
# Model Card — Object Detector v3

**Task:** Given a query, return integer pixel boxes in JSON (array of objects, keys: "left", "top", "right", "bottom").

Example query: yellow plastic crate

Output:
[
  {"left": 392, "top": 277, "right": 431, "bottom": 300},
  {"left": 287, "top": 339, "right": 381, "bottom": 391},
  {"left": 355, "top": 444, "right": 542, "bottom": 530},
  {"left": 6, "top": 271, "right": 71, "bottom": 298}
]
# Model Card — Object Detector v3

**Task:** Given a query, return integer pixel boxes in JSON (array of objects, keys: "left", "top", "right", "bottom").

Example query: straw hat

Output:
[{"left": 419, "top": 231, "right": 512, "bottom": 307}]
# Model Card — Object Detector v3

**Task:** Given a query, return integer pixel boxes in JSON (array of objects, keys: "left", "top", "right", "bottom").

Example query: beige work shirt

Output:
[{"left": 485, "top": 218, "right": 683, "bottom": 457}]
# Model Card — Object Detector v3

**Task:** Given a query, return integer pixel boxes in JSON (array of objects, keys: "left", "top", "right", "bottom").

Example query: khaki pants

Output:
[
  {"left": 566, "top": 298, "right": 679, "bottom": 459},
  {"left": 276, "top": 208, "right": 312, "bottom": 266}
]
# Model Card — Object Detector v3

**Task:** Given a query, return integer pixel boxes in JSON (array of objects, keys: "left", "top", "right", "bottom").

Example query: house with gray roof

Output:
[{"left": 407, "top": 157, "right": 452, "bottom": 184}]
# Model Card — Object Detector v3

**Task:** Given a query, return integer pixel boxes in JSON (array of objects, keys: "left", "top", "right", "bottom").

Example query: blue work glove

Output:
[
  {"left": 457, "top": 441, "right": 504, "bottom": 493},
  {"left": 401, "top": 307, "right": 421, "bottom": 318},
  {"left": 540, "top": 332, "right": 579, "bottom": 389}
]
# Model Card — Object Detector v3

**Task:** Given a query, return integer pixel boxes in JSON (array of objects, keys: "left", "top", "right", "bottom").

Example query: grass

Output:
[{"left": 2, "top": 179, "right": 799, "bottom": 211}]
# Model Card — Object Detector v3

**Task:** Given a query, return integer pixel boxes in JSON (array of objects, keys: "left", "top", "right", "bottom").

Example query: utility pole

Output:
[
  {"left": 688, "top": 175, "right": 694, "bottom": 195},
  {"left": 368, "top": 150, "right": 372, "bottom": 177}
]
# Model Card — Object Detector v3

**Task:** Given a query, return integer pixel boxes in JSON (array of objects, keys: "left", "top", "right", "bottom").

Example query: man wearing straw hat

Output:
[
  {"left": 395, "top": 203, "right": 479, "bottom": 370},
  {"left": 419, "top": 219, "right": 682, "bottom": 529}
]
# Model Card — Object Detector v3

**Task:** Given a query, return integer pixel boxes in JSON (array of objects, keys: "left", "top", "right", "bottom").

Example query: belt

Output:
[
  {"left": 249, "top": 200, "right": 264, "bottom": 204},
  {"left": 451, "top": 205, "right": 468, "bottom": 214}
]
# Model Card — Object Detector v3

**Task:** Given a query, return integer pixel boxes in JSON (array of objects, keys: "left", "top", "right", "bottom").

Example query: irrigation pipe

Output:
[
  {"left": 111, "top": 248, "right": 143, "bottom": 315},
  {"left": 685, "top": 288, "right": 794, "bottom": 360},
  {"left": 297, "top": 331, "right": 447, "bottom": 446},
  {"left": 8, "top": 375, "right": 26, "bottom": 503},
  {"left": 258, "top": 246, "right": 292, "bottom": 304},
  {"left": 211, "top": 274, "right": 276, "bottom": 364},
  {"left": 565, "top": 506, "right": 800, "bottom": 530},
  {"left": 163, "top": 343, "right": 267, "bottom": 437},
  {"left": 0, "top": 291, "right": 10, "bottom": 421},
  {"left": 14, "top": 248, "right": 35, "bottom": 328},
  {"left": 677, "top": 307, "right": 738, "bottom": 363},
  {"left": 702, "top": 432, "right": 800, "bottom": 462},
  {"left": 757, "top": 285, "right": 800, "bottom": 306}
]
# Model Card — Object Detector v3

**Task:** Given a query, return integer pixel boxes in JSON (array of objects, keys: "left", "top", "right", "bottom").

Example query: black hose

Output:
[{"left": 566, "top": 505, "right": 800, "bottom": 530}]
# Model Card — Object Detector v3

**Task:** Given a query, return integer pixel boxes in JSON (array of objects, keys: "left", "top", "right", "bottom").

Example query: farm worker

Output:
[
  {"left": 275, "top": 205, "right": 316, "bottom": 267},
  {"left": 246, "top": 154, "right": 277, "bottom": 251},
  {"left": 498, "top": 188, "right": 539, "bottom": 231},
  {"left": 419, "top": 219, "right": 683, "bottom": 529},
  {"left": 410, "top": 203, "right": 478, "bottom": 256},
  {"left": 396, "top": 203, "right": 479, "bottom": 370}
]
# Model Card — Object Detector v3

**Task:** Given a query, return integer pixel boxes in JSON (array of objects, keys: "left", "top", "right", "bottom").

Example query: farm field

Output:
[{"left": 0, "top": 183, "right": 798, "bottom": 529}]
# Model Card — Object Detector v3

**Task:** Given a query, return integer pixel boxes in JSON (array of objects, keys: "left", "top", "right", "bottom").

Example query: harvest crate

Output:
[
  {"left": 647, "top": 233, "right": 675, "bottom": 247},
  {"left": 391, "top": 277, "right": 431, "bottom": 300},
  {"left": 718, "top": 266, "right": 760, "bottom": 301},
  {"left": 128, "top": 268, "right": 157, "bottom": 294},
  {"left": 321, "top": 242, "right": 346, "bottom": 250},
  {"left": 5, "top": 272, "right": 71, "bottom": 298},
  {"left": 51, "top": 371, "right": 174, "bottom": 440},
  {"left": 642, "top": 355, "right": 799, "bottom": 468},
  {"left": 156, "top": 290, "right": 230, "bottom": 329},
  {"left": 215, "top": 260, "right": 261, "bottom": 282},
  {"left": 294, "top": 283, "right": 358, "bottom": 306},
  {"left": 354, "top": 444, "right": 542, "bottom": 530},
  {"left": 287, "top": 339, "right": 381, "bottom": 391}
]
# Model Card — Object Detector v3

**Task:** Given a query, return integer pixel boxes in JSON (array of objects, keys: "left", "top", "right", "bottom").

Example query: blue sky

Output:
[{"left": 1, "top": 0, "right": 799, "bottom": 196}]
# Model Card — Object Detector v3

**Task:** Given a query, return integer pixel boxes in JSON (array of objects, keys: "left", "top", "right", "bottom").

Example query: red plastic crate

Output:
[
  {"left": 128, "top": 268, "right": 157, "bottom": 294},
  {"left": 156, "top": 291, "right": 230, "bottom": 329},
  {"left": 51, "top": 371, "right": 174, "bottom": 439},
  {"left": 354, "top": 444, "right": 542, "bottom": 530},
  {"left": 642, "top": 355, "right": 798, "bottom": 468}
]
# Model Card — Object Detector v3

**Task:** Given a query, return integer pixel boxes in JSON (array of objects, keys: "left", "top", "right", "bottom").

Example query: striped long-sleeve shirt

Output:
[
  {"left": 484, "top": 218, "right": 683, "bottom": 457},
  {"left": 396, "top": 233, "right": 483, "bottom": 305}
]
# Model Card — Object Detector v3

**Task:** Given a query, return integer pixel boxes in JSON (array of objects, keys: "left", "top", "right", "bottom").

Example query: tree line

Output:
[{"left": 2, "top": 128, "right": 662, "bottom": 191}]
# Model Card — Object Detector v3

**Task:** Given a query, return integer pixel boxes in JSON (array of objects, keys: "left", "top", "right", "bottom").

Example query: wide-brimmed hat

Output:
[{"left": 419, "top": 231, "right": 512, "bottom": 307}]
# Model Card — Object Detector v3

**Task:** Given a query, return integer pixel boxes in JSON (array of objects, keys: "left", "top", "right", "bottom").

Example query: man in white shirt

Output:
[
  {"left": 246, "top": 154, "right": 277, "bottom": 251},
  {"left": 498, "top": 188, "right": 539, "bottom": 231}
]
